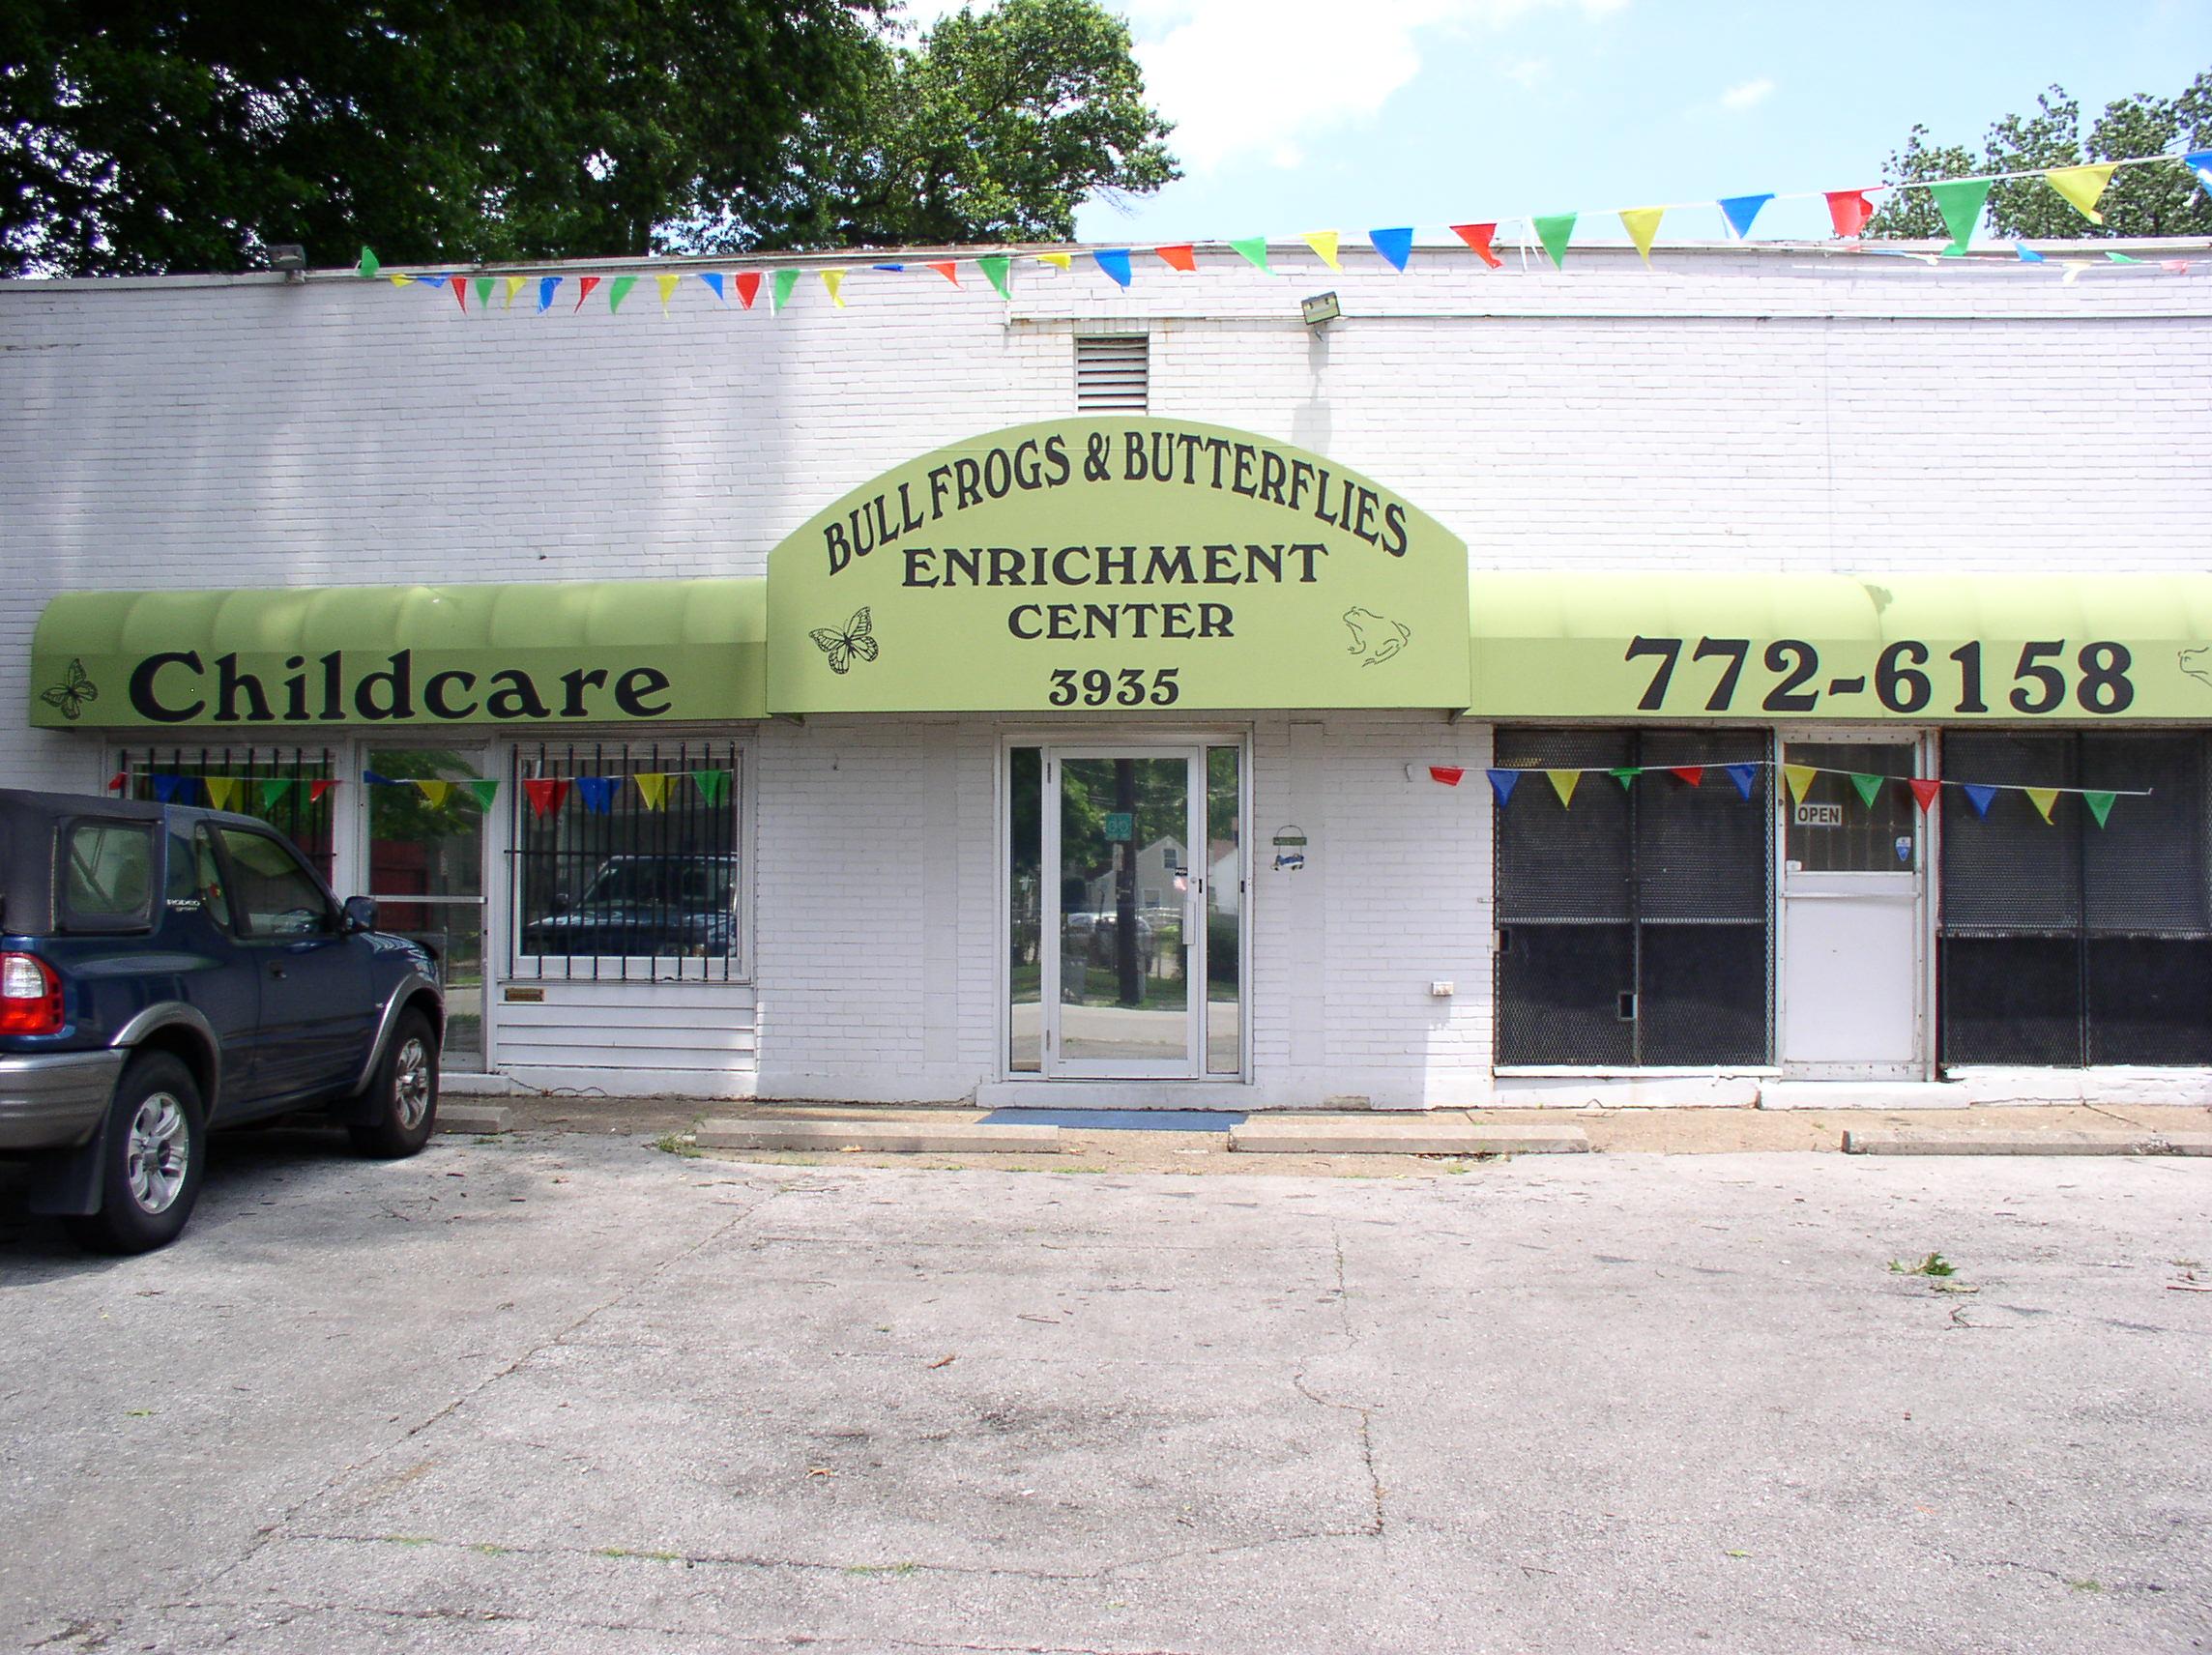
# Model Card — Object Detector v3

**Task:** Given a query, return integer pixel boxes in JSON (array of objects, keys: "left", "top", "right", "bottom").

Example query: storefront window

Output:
[
  {"left": 1940, "top": 733, "right": 2212, "bottom": 1065},
  {"left": 511, "top": 741, "right": 742, "bottom": 980},
  {"left": 119, "top": 746, "right": 336, "bottom": 880},
  {"left": 1494, "top": 727, "right": 1772, "bottom": 1067}
]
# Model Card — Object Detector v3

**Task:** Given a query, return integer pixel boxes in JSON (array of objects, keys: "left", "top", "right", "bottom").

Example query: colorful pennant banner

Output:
[{"left": 353, "top": 151, "right": 2212, "bottom": 318}]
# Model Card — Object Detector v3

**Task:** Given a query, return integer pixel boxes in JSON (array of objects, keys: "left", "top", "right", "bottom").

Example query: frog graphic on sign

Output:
[{"left": 1343, "top": 607, "right": 1411, "bottom": 668}]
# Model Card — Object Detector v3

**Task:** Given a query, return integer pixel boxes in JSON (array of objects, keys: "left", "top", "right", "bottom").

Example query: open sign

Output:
[{"left": 1793, "top": 801, "right": 1844, "bottom": 828}]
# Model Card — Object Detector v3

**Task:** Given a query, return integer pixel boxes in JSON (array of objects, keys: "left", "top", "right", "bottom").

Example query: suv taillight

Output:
[{"left": 0, "top": 953, "right": 64, "bottom": 1035}]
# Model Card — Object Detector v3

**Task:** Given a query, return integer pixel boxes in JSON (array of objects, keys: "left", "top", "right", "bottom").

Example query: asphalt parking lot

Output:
[{"left": 3, "top": 1126, "right": 2209, "bottom": 1654}]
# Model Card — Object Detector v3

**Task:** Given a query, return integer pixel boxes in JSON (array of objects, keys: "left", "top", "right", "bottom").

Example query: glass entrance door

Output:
[
  {"left": 364, "top": 748, "right": 489, "bottom": 1071},
  {"left": 1042, "top": 749, "right": 1205, "bottom": 1078}
]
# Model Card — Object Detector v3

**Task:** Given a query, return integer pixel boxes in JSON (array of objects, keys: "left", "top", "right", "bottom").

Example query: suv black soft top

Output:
[{"left": 0, "top": 787, "right": 255, "bottom": 936}]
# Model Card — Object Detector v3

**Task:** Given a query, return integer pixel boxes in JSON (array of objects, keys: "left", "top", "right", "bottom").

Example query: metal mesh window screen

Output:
[
  {"left": 1940, "top": 732, "right": 2212, "bottom": 1066},
  {"left": 510, "top": 740, "right": 742, "bottom": 980},
  {"left": 1495, "top": 727, "right": 1772, "bottom": 1066},
  {"left": 115, "top": 746, "right": 336, "bottom": 879},
  {"left": 1075, "top": 334, "right": 1149, "bottom": 411}
]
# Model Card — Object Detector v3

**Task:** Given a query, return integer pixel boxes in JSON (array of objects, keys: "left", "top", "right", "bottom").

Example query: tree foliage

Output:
[
  {"left": 685, "top": 0, "right": 1178, "bottom": 252},
  {"left": 1872, "top": 70, "right": 2212, "bottom": 241},
  {"left": 2, "top": 0, "right": 1171, "bottom": 276}
]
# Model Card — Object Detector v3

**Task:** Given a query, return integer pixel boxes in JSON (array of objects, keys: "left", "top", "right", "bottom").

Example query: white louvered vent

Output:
[{"left": 1074, "top": 334, "right": 1150, "bottom": 412}]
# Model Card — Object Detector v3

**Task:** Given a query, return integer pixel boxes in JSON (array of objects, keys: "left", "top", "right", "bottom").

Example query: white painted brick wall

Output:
[{"left": 2, "top": 244, "right": 2205, "bottom": 1103}]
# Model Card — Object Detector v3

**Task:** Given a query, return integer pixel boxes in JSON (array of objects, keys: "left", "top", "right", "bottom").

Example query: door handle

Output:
[{"left": 268, "top": 964, "right": 288, "bottom": 979}]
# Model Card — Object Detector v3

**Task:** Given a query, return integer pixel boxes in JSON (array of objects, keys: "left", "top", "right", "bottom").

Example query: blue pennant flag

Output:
[
  {"left": 699, "top": 272, "right": 726, "bottom": 304},
  {"left": 574, "top": 775, "right": 617, "bottom": 814},
  {"left": 1725, "top": 763, "right": 1759, "bottom": 800},
  {"left": 418, "top": 273, "right": 450, "bottom": 291},
  {"left": 871, "top": 262, "right": 906, "bottom": 273},
  {"left": 1717, "top": 194, "right": 1773, "bottom": 240},
  {"left": 1367, "top": 227, "right": 1413, "bottom": 272},
  {"left": 2187, "top": 151, "right": 2212, "bottom": 194},
  {"left": 2015, "top": 243, "right": 2047, "bottom": 263},
  {"left": 362, "top": 770, "right": 396, "bottom": 787},
  {"left": 1093, "top": 248, "right": 1133, "bottom": 288},
  {"left": 1962, "top": 783, "right": 1998, "bottom": 819},
  {"left": 1486, "top": 769, "right": 1520, "bottom": 806},
  {"left": 151, "top": 774, "right": 184, "bottom": 803},
  {"left": 537, "top": 276, "right": 561, "bottom": 313}
]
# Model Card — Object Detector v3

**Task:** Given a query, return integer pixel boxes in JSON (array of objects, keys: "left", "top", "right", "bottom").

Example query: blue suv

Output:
[{"left": 0, "top": 788, "right": 444, "bottom": 1253}]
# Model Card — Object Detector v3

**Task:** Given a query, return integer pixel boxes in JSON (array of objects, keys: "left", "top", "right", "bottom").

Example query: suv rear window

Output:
[{"left": 63, "top": 820, "right": 156, "bottom": 931}]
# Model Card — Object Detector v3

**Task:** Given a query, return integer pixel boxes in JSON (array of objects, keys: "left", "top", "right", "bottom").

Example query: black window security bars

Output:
[
  {"left": 1940, "top": 732, "right": 2212, "bottom": 1066},
  {"left": 1494, "top": 727, "right": 1773, "bottom": 1066},
  {"left": 510, "top": 740, "right": 742, "bottom": 980},
  {"left": 116, "top": 746, "right": 336, "bottom": 880}
]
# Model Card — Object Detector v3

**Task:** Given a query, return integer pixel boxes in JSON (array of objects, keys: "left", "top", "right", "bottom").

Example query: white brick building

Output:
[{"left": 5, "top": 240, "right": 2210, "bottom": 1108}]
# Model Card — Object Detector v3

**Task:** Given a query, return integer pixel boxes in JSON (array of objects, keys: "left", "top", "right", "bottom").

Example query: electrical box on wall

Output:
[{"left": 1430, "top": 981, "right": 1454, "bottom": 998}]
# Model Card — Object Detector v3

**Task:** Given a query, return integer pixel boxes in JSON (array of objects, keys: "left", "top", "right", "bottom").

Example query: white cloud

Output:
[
  {"left": 1719, "top": 75, "right": 1775, "bottom": 111},
  {"left": 1503, "top": 56, "right": 1550, "bottom": 89},
  {"left": 1125, "top": 0, "right": 1629, "bottom": 175}
]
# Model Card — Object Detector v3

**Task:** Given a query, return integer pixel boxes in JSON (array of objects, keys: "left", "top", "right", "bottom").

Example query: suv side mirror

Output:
[{"left": 341, "top": 895, "right": 378, "bottom": 933}]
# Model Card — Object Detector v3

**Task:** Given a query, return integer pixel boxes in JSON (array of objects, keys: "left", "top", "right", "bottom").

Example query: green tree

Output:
[
  {"left": 703, "top": 0, "right": 1178, "bottom": 252},
  {"left": 1872, "top": 70, "right": 2212, "bottom": 242},
  {"left": 0, "top": 0, "right": 888, "bottom": 275}
]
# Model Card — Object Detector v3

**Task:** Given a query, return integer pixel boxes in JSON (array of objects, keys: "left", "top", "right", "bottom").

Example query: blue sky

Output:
[{"left": 901, "top": 0, "right": 2212, "bottom": 246}]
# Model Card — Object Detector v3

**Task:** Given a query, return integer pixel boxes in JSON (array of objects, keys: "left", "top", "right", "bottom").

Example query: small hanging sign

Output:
[
  {"left": 1104, "top": 811, "right": 1135, "bottom": 842},
  {"left": 1270, "top": 826, "right": 1308, "bottom": 847}
]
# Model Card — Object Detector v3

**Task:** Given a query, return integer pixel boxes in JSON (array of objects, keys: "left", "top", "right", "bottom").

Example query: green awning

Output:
[
  {"left": 30, "top": 579, "right": 766, "bottom": 728},
  {"left": 1469, "top": 572, "right": 2212, "bottom": 723}
]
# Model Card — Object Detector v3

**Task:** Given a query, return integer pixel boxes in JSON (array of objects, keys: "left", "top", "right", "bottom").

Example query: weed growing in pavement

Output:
[
  {"left": 1889, "top": 1252, "right": 1957, "bottom": 1277},
  {"left": 652, "top": 1134, "right": 702, "bottom": 1158}
]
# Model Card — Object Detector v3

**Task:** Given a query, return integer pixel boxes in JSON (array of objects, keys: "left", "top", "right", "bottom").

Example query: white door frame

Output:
[
  {"left": 1775, "top": 728, "right": 1937, "bottom": 1080},
  {"left": 1041, "top": 743, "right": 1207, "bottom": 1079}
]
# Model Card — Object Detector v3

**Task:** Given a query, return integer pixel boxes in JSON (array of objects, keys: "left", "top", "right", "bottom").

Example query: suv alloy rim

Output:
[
  {"left": 394, "top": 1037, "right": 431, "bottom": 1130},
  {"left": 126, "top": 1093, "right": 190, "bottom": 1213}
]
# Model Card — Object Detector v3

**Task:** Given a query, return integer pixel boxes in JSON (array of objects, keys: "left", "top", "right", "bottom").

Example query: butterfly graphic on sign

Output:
[
  {"left": 810, "top": 608, "right": 880, "bottom": 675},
  {"left": 40, "top": 657, "right": 99, "bottom": 720}
]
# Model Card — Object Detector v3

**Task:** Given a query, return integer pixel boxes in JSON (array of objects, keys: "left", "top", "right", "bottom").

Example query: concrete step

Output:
[
  {"left": 1230, "top": 1118, "right": 1588, "bottom": 1155},
  {"left": 437, "top": 1103, "right": 512, "bottom": 1135},
  {"left": 1844, "top": 1127, "right": 2212, "bottom": 1157},
  {"left": 695, "top": 1118, "right": 1061, "bottom": 1154}
]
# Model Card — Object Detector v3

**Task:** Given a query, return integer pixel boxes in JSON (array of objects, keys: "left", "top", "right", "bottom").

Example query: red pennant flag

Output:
[
  {"left": 926, "top": 261, "right": 958, "bottom": 285},
  {"left": 1155, "top": 243, "right": 1198, "bottom": 273},
  {"left": 308, "top": 779, "right": 335, "bottom": 803},
  {"left": 1429, "top": 766, "right": 1466, "bottom": 787},
  {"left": 523, "top": 777, "right": 570, "bottom": 818},
  {"left": 106, "top": 772, "right": 126, "bottom": 792},
  {"left": 1908, "top": 778, "right": 1942, "bottom": 813},
  {"left": 1450, "top": 223, "right": 1503, "bottom": 269},
  {"left": 449, "top": 275, "right": 469, "bottom": 310},
  {"left": 734, "top": 271, "right": 762, "bottom": 309},
  {"left": 1668, "top": 766, "right": 1704, "bottom": 788},
  {"left": 573, "top": 276, "right": 600, "bottom": 311},
  {"left": 1826, "top": 189, "right": 1875, "bottom": 237}
]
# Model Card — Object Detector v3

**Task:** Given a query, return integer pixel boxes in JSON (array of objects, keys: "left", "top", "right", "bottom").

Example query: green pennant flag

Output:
[
  {"left": 1607, "top": 767, "right": 1639, "bottom": 790},
  {"left": 356, "top": 247, "right": 380, "bottom": 279},
  {"left": 1229, "top": 237, "right": 1272, "bottom": 274},
  {"left": 1928, "top": 178, "right": 1993, "bottom": 250},
  {"left": 771, "top": 269, "right": 800, "bottom": 312},
  {"left": 1533, "top": 214, "right": 1576, "bottom": 270},
  {"left": 467, "top": 778, "right": 499, "bottom": 810},
  {"left": 474, "top": 276, "right": 495, "bottom": 310},
  {"left": 690, "top": 769, "right": 730, "bottom": 805},
  {"left": 1848, "top": 772, "right": 1883, "bottom": 809},
  {"left": 2082, "top": 791, "right": 2116, "bottom": 828},
  {"left": 976, "top": 254, "right": 1011, "bottom": 298},
  {"left": 259, "top": 778, "right": 294, "bottom": 811},
  {"left": 608, "top": 274, "right": 638, "bottom": 312}
]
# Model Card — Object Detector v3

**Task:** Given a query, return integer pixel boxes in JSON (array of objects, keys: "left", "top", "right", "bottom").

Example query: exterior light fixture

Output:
[
  {"left": 1301, "top": 291, "right": 1342, "bottom": 329},
  {"left": 268, "top": 245, "right": 307, "bottom": 280}
]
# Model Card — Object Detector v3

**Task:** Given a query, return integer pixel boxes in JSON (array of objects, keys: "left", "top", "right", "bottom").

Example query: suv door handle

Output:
[{"left": 268, "top": 964, "right": 288, "bottom": 979}]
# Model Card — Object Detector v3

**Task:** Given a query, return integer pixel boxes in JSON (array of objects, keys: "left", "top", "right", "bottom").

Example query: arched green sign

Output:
[{"left": 766, "top": 418, "right": 1470, "bottom": 713}]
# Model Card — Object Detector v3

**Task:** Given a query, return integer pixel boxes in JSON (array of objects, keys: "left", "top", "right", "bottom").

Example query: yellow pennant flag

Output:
[
  {"left": 633, "top": 772, "right": 670, "bottom": 810},
  {"left": 1034, "top": 251, "right": 1073, "bottom": 271},
  {"left": 414, "top": 779, "right": 451, "bottom": 809},
  {"left": 821, "top": 269, "right": 846, "bottom": 307},
  {"left": 656, "top": 272, "right": 681, "bottom": 313},
  {"left": 2044, "top": 163, "right": 2117, "bottom": 225},
  {"left": 1783, "top": 765, "right": 1818, "bottom": 805},
  {"left": 204, "top": 776, "right": 242, "bottom": 811},
  {"left": 1301, "top": 231, "right": 1341, "bottom": 271},
  {"left": 504, "top": 276, "right": 527, "bottom": 307},
  {"left": 1546, "top": 769, "right": 1582, "bottom": 808},
  {"left": 2023, "top": 786, "right": 2060, "bottom": 824},
  {"left": 1618, "top": 207, "right": 1666, "bottom": 264},
  {"left": 387, "top": 274, "right": 416, "bottom": 287}
]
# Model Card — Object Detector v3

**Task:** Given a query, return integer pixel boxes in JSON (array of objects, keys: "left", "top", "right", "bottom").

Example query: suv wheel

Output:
[
  {"left": 348, "top": 1008, "right": 439, "bottom": 1159},
  {"left": 68, "top": 1053, "right": 205, "bottom": 1255}
]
